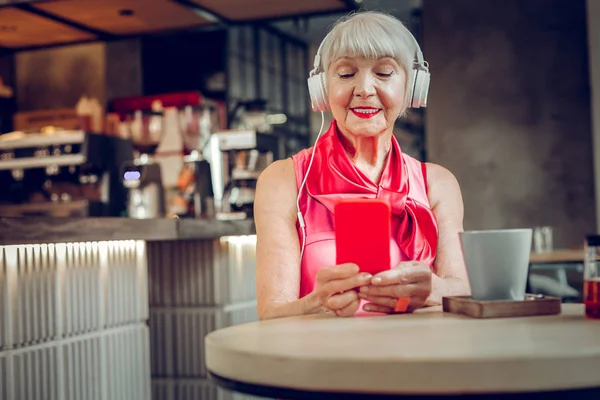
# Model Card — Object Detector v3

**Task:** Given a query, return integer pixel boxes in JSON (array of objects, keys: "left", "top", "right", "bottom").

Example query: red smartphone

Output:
[{"left": 334, "top": 199, "right": 391, "bottom": 275}]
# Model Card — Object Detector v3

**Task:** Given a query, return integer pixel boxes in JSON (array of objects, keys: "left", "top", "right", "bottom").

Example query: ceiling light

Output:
[{"left": 118, "top": 9, "right": 134, "bottom": 17}]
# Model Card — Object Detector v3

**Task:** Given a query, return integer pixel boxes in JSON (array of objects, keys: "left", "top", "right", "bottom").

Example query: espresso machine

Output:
[
  {"left": 205, "top": 129, "right": 279, "bottom": 219},
  {"left": 0, "top": 129, "right": 133, "bottom": 217},
  {"left": 120, "top": 108, "right": 166, "bottom": 219}
]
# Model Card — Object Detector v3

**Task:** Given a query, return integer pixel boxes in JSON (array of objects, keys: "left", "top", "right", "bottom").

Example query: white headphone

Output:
[
  {"left": 298, "top": 31, "right": 430, "bottom": 264},
  {"left": 307, "top": 34, "right": 430, "bottom": 112}
]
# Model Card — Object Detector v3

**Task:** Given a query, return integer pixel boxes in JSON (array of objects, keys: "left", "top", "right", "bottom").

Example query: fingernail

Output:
[
  {"left": 372, "top": 277, "right": 382, "bottom": 284},
  {"left": 364, "top": 305, "right": 373, "bottom": 311},
  {"left": 358, "top": 292, "right": 367, "bottom": 299},
  {"left": 359, "top": 286, "right": 368, "bottom": 293},
  {"left": 362, "top": 273, "right": 372, "bottom": 280}
]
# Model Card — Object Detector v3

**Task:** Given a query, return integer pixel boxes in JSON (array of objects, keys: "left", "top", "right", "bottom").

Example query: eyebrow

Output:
[{"left": 334, "top": 56, "right": 396, "bottom": 63}]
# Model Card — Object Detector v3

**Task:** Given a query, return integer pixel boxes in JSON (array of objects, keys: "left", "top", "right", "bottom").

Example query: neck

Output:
[{"left": 338, "top": 130, "right": 393, "bottom": 183}]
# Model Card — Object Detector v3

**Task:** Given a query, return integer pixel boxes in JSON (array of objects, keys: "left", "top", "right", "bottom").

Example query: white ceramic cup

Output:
[{"left": 459, "top": 229, "right": 533, "bottom": 301}]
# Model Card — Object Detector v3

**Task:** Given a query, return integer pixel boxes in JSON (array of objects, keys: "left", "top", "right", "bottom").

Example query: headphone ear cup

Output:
[
  {"left": 410, "top": 69, "right": 430, "bottom": 108},
  {"left": 307, "top": 72, "right": 329, "bottom": 112}
]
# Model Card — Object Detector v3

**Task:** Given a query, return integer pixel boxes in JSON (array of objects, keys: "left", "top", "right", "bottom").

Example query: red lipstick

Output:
[{"left": 350, "top": 107, "right": 381, "bottom": 119}]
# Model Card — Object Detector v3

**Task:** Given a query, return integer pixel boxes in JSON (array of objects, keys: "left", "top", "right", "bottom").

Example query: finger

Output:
[
  {"left": 357, "top": 293, "right": 397, "bottom": 309},
  {"left": 392, "top": 260, "right": 421, "bottom": 269},
  {"left": 369, "top": 268, "right": 406, "bottom": 286},
  {"left": 361, "top": 283, "right": 431, "bottom": 301},
  {"left": 327, "top": 290, "right": 359, "bottom": 310},
  {"left": 335, "top": 299, "right": 361, "bottom": 317},
  {"left": 359, "top": 283, "right": 414, "bottom": 298},
  {"left": 362, "top": 302, "right": 394, "bottom": 314},
  {"left": 359, "top": 292, "right": 415, "bottom": 312},
  {"left": 316, "top": 263, "right": 360, "bottom": 284},
  {"left": 325, "top": 272, "right": 372, "bottom": 295},
  {"left": 371, "top": 263, "right": 431, "bottom": 285}
]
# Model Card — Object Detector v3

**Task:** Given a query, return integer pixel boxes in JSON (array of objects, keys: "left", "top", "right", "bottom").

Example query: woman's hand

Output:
[
  {"left": 357, "top": 261, "right": 432, "bottom": 313},
  {"left": 313, "top": 263, "right": 373, "bottom": 317}
]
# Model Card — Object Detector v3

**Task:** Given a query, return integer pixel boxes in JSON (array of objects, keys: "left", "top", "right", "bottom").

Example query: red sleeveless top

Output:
[{"left": 292, "top": 120, "right": 439, "bottom": 302}]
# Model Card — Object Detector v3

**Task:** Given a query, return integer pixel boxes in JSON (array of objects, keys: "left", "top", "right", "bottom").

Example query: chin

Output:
[
  {"left": 341, "top": 112, "right": 388, "bottom": 132},
  {"left": 345, "top": 122, "right": 388, "bottom": 138}
]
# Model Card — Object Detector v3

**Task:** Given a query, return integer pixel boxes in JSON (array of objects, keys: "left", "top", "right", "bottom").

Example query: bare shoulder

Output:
[
  {"left": 424, "top": 162, "right": 463, "bottom": 211},
  {"left": 257, "top": 158, "right": 295, "bottom": 187},
  {"left": 256, "top": 158, "right": 297, "bottom": 198},
  {"left": 254, "top": 158, "right": 298, "bottom": 221}
]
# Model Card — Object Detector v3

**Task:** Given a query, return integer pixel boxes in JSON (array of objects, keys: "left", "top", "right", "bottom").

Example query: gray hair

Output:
[{"left": 317, "top": 11, "right": 419, "bottom": 112}]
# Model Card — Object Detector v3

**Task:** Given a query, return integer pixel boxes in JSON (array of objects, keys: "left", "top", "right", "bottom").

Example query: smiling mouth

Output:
[{"left": 350, "top": 108, "right": 381, "bottom": 119}]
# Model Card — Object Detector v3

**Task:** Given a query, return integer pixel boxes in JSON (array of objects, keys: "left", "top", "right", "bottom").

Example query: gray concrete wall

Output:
[
  {"left": 15, "top": 39, "right": 142, "bottom": 111},
  {"left": 0, "top": 54, "right": 15, "bottom": 133},
  {"left": 586, "top": 0, "right": 600, "bottom": 232},
  {"left": 105, "top": 39, "right": 144, "bottom": 103},
  {"left": 423, "top": 0, "right": 595, "bottom": 248},
  {"left": 0, "top": 54, "right": 13, "bottom": 87},
  {"left": 16, "top": 42, "right": 106, "bottom": 111}
]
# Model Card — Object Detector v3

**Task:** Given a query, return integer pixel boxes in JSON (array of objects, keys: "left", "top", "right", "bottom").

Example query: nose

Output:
[{"left": 354, "top": 72, "right": 376, "bottom": 98}]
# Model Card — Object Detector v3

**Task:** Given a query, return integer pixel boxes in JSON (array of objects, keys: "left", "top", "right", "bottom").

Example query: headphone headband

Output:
[{"left": 309, "top": 39, "right": 326, "bottom": 77}]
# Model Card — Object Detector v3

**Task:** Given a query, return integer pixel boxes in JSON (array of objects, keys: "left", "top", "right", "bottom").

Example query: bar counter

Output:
[
  {"left": 0, "top": 216, "right": 256, "bottom": 245},
  {"left": 0, "top": 216, "right": 259, "bottom": 400}
]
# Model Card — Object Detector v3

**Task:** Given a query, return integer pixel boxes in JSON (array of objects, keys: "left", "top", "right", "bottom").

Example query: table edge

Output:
[
  {"left": 209, "top": 371, "right": 600, "bottom": 399},
  {"left": 206, "top": 347, "right": 600, "bottom": 395}
]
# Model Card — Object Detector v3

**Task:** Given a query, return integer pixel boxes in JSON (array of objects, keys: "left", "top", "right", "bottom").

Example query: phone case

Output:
[{"left": 334, "top": 199, "right": 391, "bottom": 275}]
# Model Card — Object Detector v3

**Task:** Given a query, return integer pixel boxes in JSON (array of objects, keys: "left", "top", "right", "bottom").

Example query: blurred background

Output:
[
  {"left": 1, "top": 0, "right": 597, "bottom": 249},
  {"left": 1, "top": 1, "right": 598, "bottom": 399}
]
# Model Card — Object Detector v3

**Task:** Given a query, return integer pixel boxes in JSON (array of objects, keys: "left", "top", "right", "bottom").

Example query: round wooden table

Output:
[{"left": 205, "top": 304, "right": 600, "bottom": 399}]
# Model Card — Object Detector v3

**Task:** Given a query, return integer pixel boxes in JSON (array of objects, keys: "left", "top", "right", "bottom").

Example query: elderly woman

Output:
[{"left": 254, "top": 11, "right": 471, "bottom": 320}]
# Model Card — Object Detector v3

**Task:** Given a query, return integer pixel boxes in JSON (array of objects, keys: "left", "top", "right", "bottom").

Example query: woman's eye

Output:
[
  {"left": 377, "top": 72, "right": 393, "bottom": 77},
  {"left": 338, "top": 73, "right": 354, "bottom": 79}
]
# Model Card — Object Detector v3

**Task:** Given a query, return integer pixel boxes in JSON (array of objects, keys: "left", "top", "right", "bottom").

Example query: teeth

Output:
[{"left": 353, "top": 109, "right": 378, "bottom": 114}]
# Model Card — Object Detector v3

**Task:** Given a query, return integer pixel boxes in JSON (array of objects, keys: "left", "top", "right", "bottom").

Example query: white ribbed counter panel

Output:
[
  {"left": 0, "top": 240, "right": 150, "bottom": 400},
  {"left": 147, "top": 236, "right": 264, "bottom": 400}
]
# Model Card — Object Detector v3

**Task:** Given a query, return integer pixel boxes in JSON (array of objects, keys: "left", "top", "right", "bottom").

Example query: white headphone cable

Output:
[{"left": 297, "top": 110, "right": 325, "bottom": 264}]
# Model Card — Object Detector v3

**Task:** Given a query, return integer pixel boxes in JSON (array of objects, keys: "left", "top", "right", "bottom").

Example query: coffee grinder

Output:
[
  {"left": 121, "top": 107, "right": 166, "bottom": 219},
  {"left": 173, "top": 102, "right": 223, "bottom": 218}
]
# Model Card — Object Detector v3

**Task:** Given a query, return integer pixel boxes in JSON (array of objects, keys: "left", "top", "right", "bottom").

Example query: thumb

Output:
[
  {"left": 392, "top": 261, "right": 421, "bottom": 270},
  {"left": 393, "top": 261, "right": 431, "bottom": 283}
]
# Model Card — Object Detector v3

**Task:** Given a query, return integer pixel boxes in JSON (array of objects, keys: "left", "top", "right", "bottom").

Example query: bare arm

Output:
[
  {"left": 425, "top": 163, "right": 471, "bottom": 305},
  {"left": 254, "top": 159, "right": 371, "bottom": 320},
  {"left": 254, "top": 159, "right": 322, "bottom": 320}
]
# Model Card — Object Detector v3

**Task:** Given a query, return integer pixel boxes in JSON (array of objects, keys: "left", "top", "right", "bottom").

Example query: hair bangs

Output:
[
  {"left": 322, "top": 13, "right": 413, "bottom": 75},
  {"left": 330, "top": 21, "right": 403, "bottom": 66}
]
